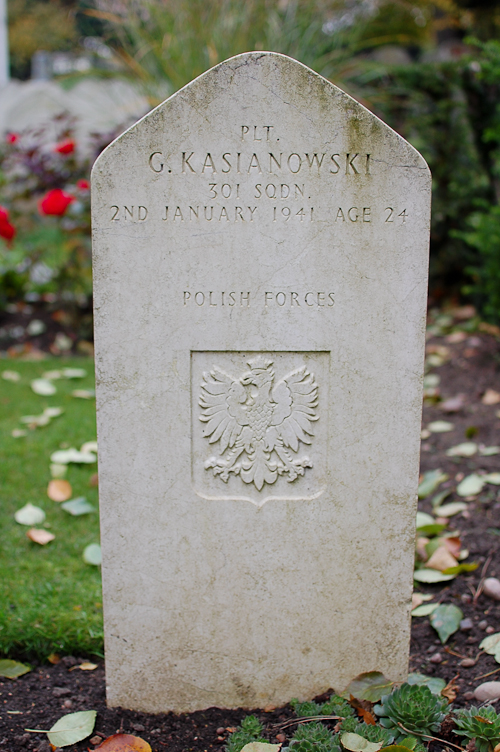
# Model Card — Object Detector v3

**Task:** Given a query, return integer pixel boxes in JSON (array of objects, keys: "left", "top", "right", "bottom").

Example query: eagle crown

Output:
[{"left": 241, "top": 356, "right": 275, "bottom": 389}]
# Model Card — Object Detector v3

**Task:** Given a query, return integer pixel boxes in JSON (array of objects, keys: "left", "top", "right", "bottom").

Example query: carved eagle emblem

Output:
[{"left": 199, "top": 356, "right": 319, "bottom": 491}]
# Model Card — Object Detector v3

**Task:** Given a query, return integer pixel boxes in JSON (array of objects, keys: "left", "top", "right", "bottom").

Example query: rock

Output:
[
  {"left": 487, "top": 626, "right": 495, "bottom": 634},
  {"left": 460, "top": 658, "right": 476, "bottom": 667},
  {"left": 216, "top": 728, "right": 225, "bottom": 736},
  {"left": 63, "top": 699, "right": 73, "bottom": 708},
  {"left": 460, "top": 618, "right": 473, "bottom": 631},
  {"left": 464, "top": 691, "right": 475, "bottom": 700},
  {"left": 132, "top": 724, "right": 145, "bottom": 732},
  {"left": 474, "top": 682, "right": 500, "bottom": 702},
  {"left": 479, "top": 620, "right": 488, "bottom": 630},
  {"left": 90, "top": 737, "right": 102, "bottom": 746},
  {"left": 276, "top": 734, "right": 287, "bottom": 743},
  {"left": 52, "top": 686, "right": 70, "bottom": 697},
  {"left": 430, "top": 652, "right": 443, "bottom": 664},
  {"left": 37, "top": 742, "right": 52, "bottom": 752},
  {"left": 461, "top": 594, "right": 472, "bottom": 604},
  {"left": 483, "top": 578, "right": 500, "bottom": 601},
  {"left": 60, "top": 655, "right": 78, "bottom": 666}
]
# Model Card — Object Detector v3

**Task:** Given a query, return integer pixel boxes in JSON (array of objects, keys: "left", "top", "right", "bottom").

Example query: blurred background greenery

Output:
[{"left": 2, "top": 0, "right": 500, "bottom": 326}]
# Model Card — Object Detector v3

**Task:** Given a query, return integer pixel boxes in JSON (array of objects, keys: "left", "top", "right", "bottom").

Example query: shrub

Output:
[{"left": 454, "top": 705, "right": 500, "bottom": 752}]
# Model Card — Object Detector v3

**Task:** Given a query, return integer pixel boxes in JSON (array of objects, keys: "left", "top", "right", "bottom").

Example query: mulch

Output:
[{"left": 1, "top": 310, "right": 500, "bottom": 752}]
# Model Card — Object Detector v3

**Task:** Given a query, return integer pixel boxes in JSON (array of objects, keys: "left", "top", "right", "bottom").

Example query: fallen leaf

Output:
[
  {"left": 2, "top": 370, "right": 21, "bottom": 382},
  {"left": 27, "top": 528, "right": 55, "bottom": 545},
  {"left": 418, "top": 470, "right": 448, "bottom": 499},
  {"left": 348, "top": 696, "right": 377, "bottom": 725},
  {"left": 411, "top": 594, "right": 433, "bottom": 609},
  {"left": 12, "top": 429, "right": 27, "bottom": 438},
  {"left": 50, "top": 448, "right": 97, "bottom": 464},
  {"left": 62, "top": 368, "right": 87, "bottom": 379},
  {"left": 485, "top": 473, "right": 500, "bottom": 485},
  {"left": 341, "top": 733, "right": 383, "bottom": 752},
  {"left": 482, "top": 389, "right": 500, "bottom": 405},
  {"left": 407, "top": 673, "right": 446, "bottom": 695},
  {"left": 480, "top": 446, "right": 500, "bottom": 456},
  {"left": 457, "top": 474, "right": 486, "bottom": 497},
  {"left": 423, "top": 374, "right": 440, "bottom": 388},
  {"left": 95, "top": 733, "right": 152, "bottom": 752},
  {"left": 420, "top": 429, "right": 431, "bottom": 440},
  {"left": 480, "top": 633, "right": 500, "bottom": 664},
  {"left": 443, "top": 563, "right": 478, "bottom": 575},
  {"left": 430, "top": 603, "right": 463, "bottom": 644},
  {"left": 411, "top": 603, "right": 439, "bottom": 617},
  {"left": 30, "top": 710, "right": 97, "bottom": 747},
  {"left": 14, "top": 503, "right": 46, "bottom": 526},
  {"left": 47, "top": 479, "right": 72, "bottom": 502},
  {"left": 416, "top": 536, "right": 430, "bottom": 561},
  {"left": 413, "top": 569, "right": 455, "bottom": 583},
  {"left": 440, "top": 395, "right": 466, "bottom": 413},
  {"left": 0, "top": 659, "right": 31, "bottom": 678},
  {"left": 443, "top": 537, "right": 462, "bottom": 558},
  {"left": 44, "top": 406, "right": 64, "bottom": 418},
  {"left": 453, "top": 305, "right": 476, "bottom": 320},
  {"left": 50, "top": 463, "right": 67, "bottom": 479},
  {"left": 339, "top": 671, "right": 393, "bottom": 702},
  {"left": 427, "top": 421, "right": 454, "bottom": 433},
  {"left": 61, "top": 497, "right": 95, "bottom": 516},
  {"left": 81, "top": 440, "right": 98, "bottom": 454},
  {"left": 43, "top": 370, "right": 62, "bottom": 379},
  {"left": 427, "top": 546, "right": 459, "bottom": 572},
  {"left": 78, "top": 662, "right": 97, "bottom": 671},
  {"left": 433, "top": 502, "right": 468, "bottom": 517},
  {"left": 31, "top": 378, "right": 57, "bottom": 396},
  {"left": 83, "top": 544, "right": 102, "bottom": 566},
  {"left": 446, "top": 331, "right": 467, "bottom": 343},
  {"left": 416, "top": 511, "right": 435, "bottom": 528},
  {"left": 441, "top": 676, "right": 459, "bottom": 703},
  {"left": 47, "top": 654, "right": 60, "bottom": 664},
  {"left": 72, "top": 389, "right": 95, "bottom": 399},
  {"left": 89, "top": 473, "right": 99, "bottom": 487},
  {"left": 446, "top": 442, "right": 477, "bottom": 457}
]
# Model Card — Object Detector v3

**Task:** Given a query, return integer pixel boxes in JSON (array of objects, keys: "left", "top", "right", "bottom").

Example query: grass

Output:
[{"left": 0, "top": 357, "right": 103, "bottom": 661}]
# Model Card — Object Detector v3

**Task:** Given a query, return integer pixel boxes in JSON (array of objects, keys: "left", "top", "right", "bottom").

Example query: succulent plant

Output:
[
  {"left": 454, "top": 705, "right": 500, "bottom": 752},
  {"left": 339, "top": 717, "right": 359, "bottom": 733},
  {"left": 353, "top": 723, "right": 395, "bottom": 746},
  {"left": 225, "top": 715, "right": 266, "bottom": 752},
  {"left": 290, "top": 722, "right": 340, "bottom": 752},
  {"left": 373, "top": 683, "right": 447, "bottom": 741},
  {"left": 290, "top": 696, "right": 354, "bottom": 720}
]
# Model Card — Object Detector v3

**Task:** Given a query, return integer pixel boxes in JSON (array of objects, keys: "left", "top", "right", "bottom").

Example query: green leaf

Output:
[
  {"left": 339, "top": 671, "right": 394, "bottom": 702},
  {"left": 433, "top": 502, "right": 467, "bottom": 517},
  {"left": 241, "top": 745, "right": 282, "bottom": 752},
  {"left": 341, "top": 733, "right": 383, "bottom": 752},
  {"left": 406, "top": 673, "right": 446, "bottom": 695},
  {"left": 480, "top": 632, "right": 500, "bottom": 656},
  {"left": 411, "top": 603, "right": 439, "bottom": 617},
  {"left": 430, "top": 604, "right": 463, "bottom": 644},
  {"left": 398, "top": 738, "right": 418, "bottom": 750},
  {"left": 62, "top": 368, "right": 87, "bottom": 379},
  {"left": 50, "top": 448, "right": 97, "bottom": 464},
  {"left": 442, "top": 563, "right": 478, "bottom": 575},
  {"left": 61, "top": 497, "right": 95, "bottom": 516},
  {"left": 14, "top": 503, "right": 46, "bottom": 526},
  {"left": 431, "top": 489, "right": 452, "bottom": 509},
  {"left": 427, "top": 421, "right": 454, "bottom": 433},
  {"left": 379, "top": 747, "right": 417, "bottom": 752},
  {"left": 83, "top": 544, "right": 101, "bottom": 565},
  {"left": 0, "top": 659, "right": 31, "bottom": 678},
  {"left": 416, "top": 511, "right": 435, "bottom": 528},
  {"left": 446, "top": 442, "right": 478, "bottom": 457},
  {"left": 418, "top": 470, "right": 448, "bottom": 499},
  {"left": 457, "top": 474, "right": 485, "bottom": 497},
  {"left": 484, "top": 473, "right": 500, "bottom": 485},
  {"left": 480, "top": 446, "right": 500, "bottom": 456},
  {"left": 413, "top": 569, "right": 455, "bottom": 583},
  {"left": 417, "top": 524, "right": 447, "bottom": 537},
  {"left": 46, "top": 710, "right": 96, "bottom": 747}
]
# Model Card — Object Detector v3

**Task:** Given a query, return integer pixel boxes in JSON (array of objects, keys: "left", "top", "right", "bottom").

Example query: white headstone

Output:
[{"left": 92, "top": 52, "right": 430, "bottom": 713}]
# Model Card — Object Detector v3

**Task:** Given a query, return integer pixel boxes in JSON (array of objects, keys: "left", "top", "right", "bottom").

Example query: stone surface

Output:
[
  {"left": 483, "top": 577, "right": 500, "bottom": 601},
  {"left": 92, "top": 52, "right": 430, "bottom": 713},
  {"left": 474, "top": 681, "right": 500, "bottom": 702}
]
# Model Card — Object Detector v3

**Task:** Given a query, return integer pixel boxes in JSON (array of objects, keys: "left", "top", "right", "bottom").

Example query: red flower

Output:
[
  {"left": 6, "top": 133, "right": 18, "bottom": 144},
  {"left": 0, "top": 206, "right": 16, "bottom": 240},
  {"left": 54, "top": 139, "right": 75, "bottom": 155},
  {"left": 77, "top": 179, "right": 90, "bottom": 190},
  {"left": 0, "top": 220, "right": 16, "bottom": 241},
  {"left": 39, "top": 189, "right": 75, "bottom": 216}
]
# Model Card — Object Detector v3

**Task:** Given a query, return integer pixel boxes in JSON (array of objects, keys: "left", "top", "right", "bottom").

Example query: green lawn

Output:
[{"left": 0, "top": 358, "right": 103, "bottom": 661}]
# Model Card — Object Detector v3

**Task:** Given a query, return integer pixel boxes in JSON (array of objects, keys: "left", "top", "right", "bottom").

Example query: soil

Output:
[{"left": 2, "top": 310, "right": 500, "bottom": 752}]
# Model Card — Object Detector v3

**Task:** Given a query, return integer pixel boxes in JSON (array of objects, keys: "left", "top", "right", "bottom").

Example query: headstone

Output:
[{"left": 92, "top": 52, "right": 430, "bottom": 713}]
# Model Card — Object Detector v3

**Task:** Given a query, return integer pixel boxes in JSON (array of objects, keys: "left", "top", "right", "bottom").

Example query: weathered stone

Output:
[
  {"left": 474, "top": 682, "right": 500, "bottom": 702},
  {"left": 92, "top": 52, "right": 430, "bottom": 712},
  {"left": 483, "top": 577, "right": 500, "bottom": 601}
]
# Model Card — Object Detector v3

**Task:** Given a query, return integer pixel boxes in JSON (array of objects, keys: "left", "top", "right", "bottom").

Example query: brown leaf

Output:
[
  {"left": 47, "top": 654, "right": 60, "bottom": 665},
  {"left": 441, "top": 675, "right": 459, "bottom": 703},
  {"left": 47, "top": 479, "right": 72, "bottom": 502},
  {"left": 426, "top": 546, "right": 458, "bottom": 573},
  {"left": 474, "top": 717, "right": 493, "bottom": 725},
  {"left": 26, "top": 528, "right": 55, "bottom": 545},
  {"left": 89, "top": 473, "right": 99, "bottom": 487},
  {"left": 443, "top": 537, "right": 462, "bottom": 559},
  {"left": 349, "top": 695, "right": 376, "bottom": 725},
  {"left": 95, "top": 734, "right": 152, "bottom": 752},
  {"left": 440, "top": 394, "right": 466, "bottom": 413}
]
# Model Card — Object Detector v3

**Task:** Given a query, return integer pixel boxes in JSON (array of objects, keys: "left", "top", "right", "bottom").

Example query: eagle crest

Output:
[{"left": 199, "top": 356, "right": 319, "bottom": 491}]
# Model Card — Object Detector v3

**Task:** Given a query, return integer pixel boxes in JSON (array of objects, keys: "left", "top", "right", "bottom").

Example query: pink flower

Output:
[
  {"left": 54, "top": 139, "right": 75, "bottom": 155},
  {"left": 0, "top": 205, "right": 9, "bottom": 223},
  {"left": 39, "top": 189, "right": 74, "bottom": 216},
  {"left": 6, "top": 133, "right": 18, "bottom": 144},
  {"left": 77, "top": 179, "right": 90, "bottom": 191},
  {"left": 0, "top": 207, "right": 16, "bottom": 241}
]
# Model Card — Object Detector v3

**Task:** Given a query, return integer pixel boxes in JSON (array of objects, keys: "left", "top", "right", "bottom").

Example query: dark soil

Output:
[{"left": 2, "top": 312, "right": 500, "bottom": 752}]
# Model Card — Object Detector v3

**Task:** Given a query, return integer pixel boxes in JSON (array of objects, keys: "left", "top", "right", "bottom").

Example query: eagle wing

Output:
[
  {"left": 199, "top": 368, "right": 249, "bottom": 454},
  {"left": 270, "top": 367, "right": 318, "bottom": 452}
]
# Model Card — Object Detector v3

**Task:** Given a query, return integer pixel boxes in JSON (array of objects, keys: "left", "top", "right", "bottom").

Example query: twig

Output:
[
  {"left": 445, "top": 646, "right": 468, "bottom": 660},
  {"left": 270, "top": 716, "right": 343, "bottom": 731},
  {"left": 473, "top": 549, "right": 496, "bottom": 605},
  {"left": 475, "top": 667, "right": 500, "bottom": 680},
  {"left": 396, "top": 722, "right": 466, "bottom": 751}
]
